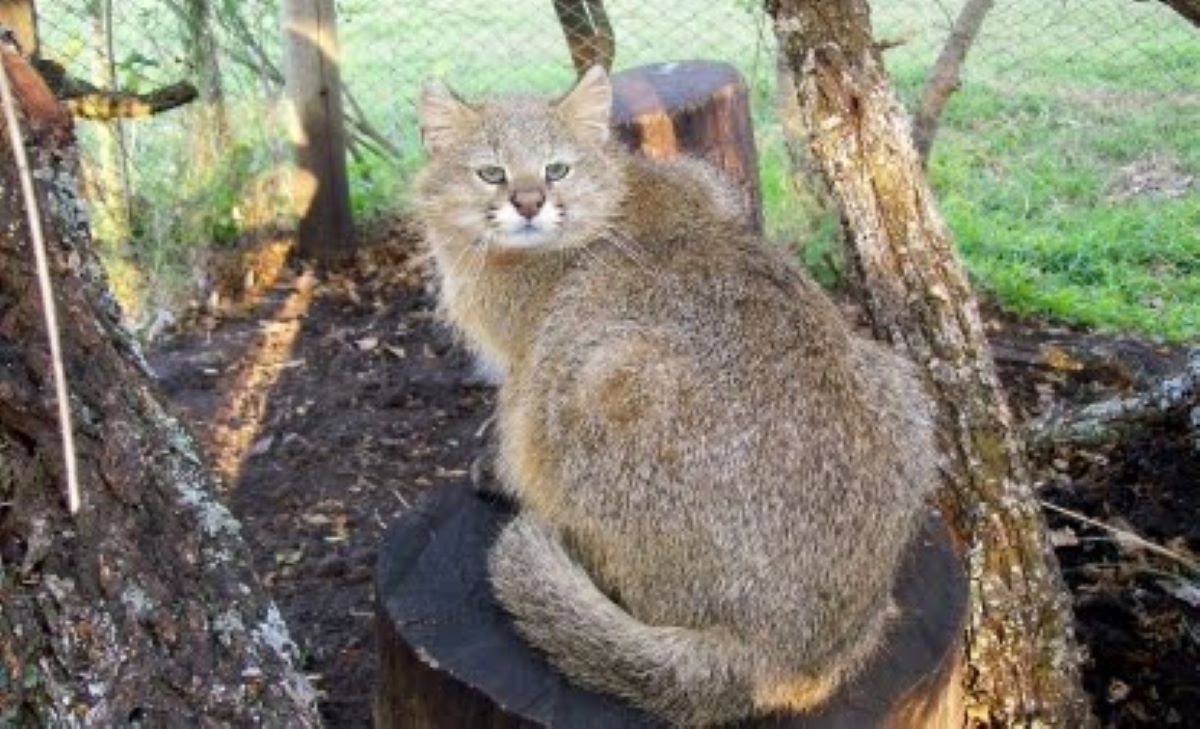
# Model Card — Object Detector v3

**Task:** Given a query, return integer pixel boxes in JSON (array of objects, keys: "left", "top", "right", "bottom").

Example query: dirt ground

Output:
[{"left": 147, "top": 223, "right": 1198, "bottom": 728}]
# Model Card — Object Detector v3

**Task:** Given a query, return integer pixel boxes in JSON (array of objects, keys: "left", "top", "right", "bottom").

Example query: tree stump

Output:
[
  {"left": 375, "top": 483, "right": 967, "bottom": 728},
  {"left": 611, "top": 60, "right": 764, "bottom": 232}
]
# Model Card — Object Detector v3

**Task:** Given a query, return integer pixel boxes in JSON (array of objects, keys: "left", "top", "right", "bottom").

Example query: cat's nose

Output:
[{"left": 510, "top": 190, "right": 546, "bottom": 220}]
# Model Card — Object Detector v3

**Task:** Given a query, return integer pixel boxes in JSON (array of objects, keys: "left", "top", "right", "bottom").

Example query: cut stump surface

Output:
[
  {"left": 375, "top": 483, "right": 966, "bottom": 728},
  {"left": 611, "top": 60, "right": 764, "bottom": 232}
]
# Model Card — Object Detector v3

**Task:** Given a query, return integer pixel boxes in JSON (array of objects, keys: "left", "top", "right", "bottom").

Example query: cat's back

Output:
[{"left": 542, "top": 154, "right": 851, "bottom": 372}]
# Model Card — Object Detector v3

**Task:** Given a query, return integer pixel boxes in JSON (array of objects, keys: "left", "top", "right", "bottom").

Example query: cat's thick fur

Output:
[{"left": 414, "top": 67, "right": 938, "bottom": 726}]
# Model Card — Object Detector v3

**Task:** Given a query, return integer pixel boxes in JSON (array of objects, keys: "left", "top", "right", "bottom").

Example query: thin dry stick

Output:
[
  {"left": 1040, "top": 499, "right": 1198, "bottom": 572},
  {"left": 0, "top": 57, "right": 82, "bottom": 514}
]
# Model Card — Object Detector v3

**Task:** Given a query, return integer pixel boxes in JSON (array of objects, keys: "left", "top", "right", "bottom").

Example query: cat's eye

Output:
[
  {"left": 476, "top": 166, "right": 507, "bottom": 184},
  {"left": 545, "top": 162, "right": 571, "bottom": 182}
]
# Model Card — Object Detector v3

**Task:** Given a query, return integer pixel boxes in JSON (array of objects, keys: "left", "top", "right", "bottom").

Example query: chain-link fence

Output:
[{"left": 25, "top": 0, "right": 1200, "bottom": 331}]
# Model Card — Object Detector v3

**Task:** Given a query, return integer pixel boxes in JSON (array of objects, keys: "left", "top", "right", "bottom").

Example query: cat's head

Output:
[{"left": 414, "top": 66, "right": 622, "bottom": 252}]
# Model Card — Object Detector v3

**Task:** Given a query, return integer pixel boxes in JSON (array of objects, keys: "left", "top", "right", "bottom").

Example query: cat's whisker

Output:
[
  {"left": 579, "top": 246, "right": 617, "bottom": 277},
  {"left": 445, "top": 239, "right": 478, "bottom": 280},
  {"left": 606, "top": 230, "right": 653, "bottom": 272},
  {"left": 467, "top": 238, "right": 491, "bottom": 292}
]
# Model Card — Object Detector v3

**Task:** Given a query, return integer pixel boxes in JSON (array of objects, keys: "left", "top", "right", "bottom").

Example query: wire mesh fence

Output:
[{"left": 23, "top": 0, "right": 1200, "bottom": 331}]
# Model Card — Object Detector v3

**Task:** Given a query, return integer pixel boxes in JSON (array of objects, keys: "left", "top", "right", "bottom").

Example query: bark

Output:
[
  {"left": 0, "top": 45, "right": 319, "bottom": 726},
  {"left": 766, "top": 1, "right": 1092, "bottom": 725},
  {"left": 1027, "top": 349, "right": 1200, "bottom": 452},
  {"left": 912, "top": 0, "right": 995, "bottom": 161},
  {"left": 552, "top": 0, "right": 616, "bottom": 74}
]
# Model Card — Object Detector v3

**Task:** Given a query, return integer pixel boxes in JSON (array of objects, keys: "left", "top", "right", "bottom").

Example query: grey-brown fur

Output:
[{"left": 414, "top": 67, "right": 938, "bottom": 727}]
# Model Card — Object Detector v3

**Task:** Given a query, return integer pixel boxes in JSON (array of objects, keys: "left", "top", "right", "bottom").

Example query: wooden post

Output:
[
  {"left": 375, "top": 484, "right": 967, "bottom": 728},
  {"left": 0, "top": 0, "right": 38, "bottom": 56},
  {"left": 283, "top": 0, "right": 353, "bottom": 264},
  {"left": 611, "top": 61, "right": 764, "bottom": 232}
]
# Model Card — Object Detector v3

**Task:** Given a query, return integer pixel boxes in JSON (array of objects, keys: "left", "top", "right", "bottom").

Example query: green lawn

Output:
[{"left": 335, "top": 0, "right": 1199, "bottom": 341}]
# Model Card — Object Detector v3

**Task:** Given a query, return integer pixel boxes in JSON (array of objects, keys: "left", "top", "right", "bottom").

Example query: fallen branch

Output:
[
  {"left": 1027, "top": 349, "right": 1200, "bottom": 451},
  {"left": 32, "top": 57, "right": 198, "bottom": 120}
]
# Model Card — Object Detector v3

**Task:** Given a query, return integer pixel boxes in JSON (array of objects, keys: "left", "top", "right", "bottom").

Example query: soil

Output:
[{"left": 146, "top": 222, "right": 1198, "bottom": 728}]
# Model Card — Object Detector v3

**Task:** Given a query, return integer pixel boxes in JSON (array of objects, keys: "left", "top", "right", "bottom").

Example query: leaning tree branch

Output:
[
  {"left": 1028, "top": 349, "right": 1200, "bottom": 452},
  {"left": 0, "top": 38, "right": 320, "bottom": 726},
  {"left": 553, "top": 0, "right": 616, "bottom": 74},
  {"left": 912, "top": 0, "right": 995, "bottom": 162}
]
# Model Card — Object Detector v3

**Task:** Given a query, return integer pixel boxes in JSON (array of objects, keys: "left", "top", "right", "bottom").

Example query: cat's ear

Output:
[
  {"left": 418, "top": 80, "right": 476, "bottom": 154},
  {"left": 556, "top": 65, "right": 612, "bottom": 146}
]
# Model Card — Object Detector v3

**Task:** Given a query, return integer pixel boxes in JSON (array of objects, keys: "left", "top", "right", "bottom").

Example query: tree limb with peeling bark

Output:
[{"left": 765, "top": 0, "right": 1092, "bottom": 724}]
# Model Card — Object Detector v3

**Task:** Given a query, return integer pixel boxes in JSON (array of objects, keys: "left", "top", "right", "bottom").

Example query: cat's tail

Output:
[{"left": 488, "top": 514, "right": 837, "bottom": 726}]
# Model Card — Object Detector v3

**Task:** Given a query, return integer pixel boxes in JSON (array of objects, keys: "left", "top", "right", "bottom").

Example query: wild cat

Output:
[{"left": 414, "top": 67, "right": 938, "bottom": 726}]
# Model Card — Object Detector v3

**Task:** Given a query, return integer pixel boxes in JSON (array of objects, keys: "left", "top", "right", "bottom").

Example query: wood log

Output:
[
  {"left": 375, "top": 483, "right": 967, "bottom": 728},
  {"left": 611, "top": 60, "right": 764, "bottom": 233}
]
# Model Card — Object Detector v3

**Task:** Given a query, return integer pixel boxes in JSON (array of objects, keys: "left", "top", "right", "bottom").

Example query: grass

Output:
[
  {"left": 42, "top": 0, "right": 1200, "bottom": 340},
  {"left": 928, "top": 85, "right": 1200, "bottom": 338},
  {"left": 334, "top": 0, "right": 1199, "bottom": 341}
]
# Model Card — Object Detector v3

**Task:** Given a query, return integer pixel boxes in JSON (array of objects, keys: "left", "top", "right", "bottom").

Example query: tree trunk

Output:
[
  {"left": 766, "top": 1, "right": 1092, "bottom": 726},
  {"left": 552, "top": 0, "right": 616, "bottom": 74},
  {"left": 87, "top": 0, "right": 132, "bottom": 248},
  {"left": 283, "top": 0, "right": 354, "bottom": 265},
  {"left": 0, "top": 44, "right": 319, "bottom": 726},
  {"left": 912, "top": 0, "right": 995, "bottom": 162}
]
